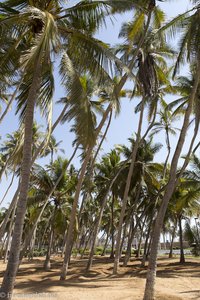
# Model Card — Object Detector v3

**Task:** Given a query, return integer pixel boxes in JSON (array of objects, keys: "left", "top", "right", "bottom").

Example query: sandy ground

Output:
[{"left": 0, "top": 256, "right": 200, "bottom": 300}]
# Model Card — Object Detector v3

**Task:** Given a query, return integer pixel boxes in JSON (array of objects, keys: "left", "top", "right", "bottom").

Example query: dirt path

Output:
[{"left": 0, "top": 256, "right": 200, "bottom": 300}]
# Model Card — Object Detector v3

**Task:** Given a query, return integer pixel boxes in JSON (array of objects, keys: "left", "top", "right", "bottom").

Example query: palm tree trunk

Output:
[
  {"left": 78, "top": 110, "right": 113, "bottom": 232},
  {"left": 137, "top": 231, "right": 143, "bottom": 258},
  {"left": 162, "top": 232, "right": 166, "bottom": 250},
  {"left": 123, "top": 219, "right": 134, "bottom": 266},
  {"left": 0, "top": 83, "right": 20, "bottom": 124},
  {"left": 0, "top": 159, "right": 10, "bottom": 182},
  {"left": 123, "top": 185, "right": 142, "bottom": 266},
  {"left": 28, "top": 227, "right": 37, "bottom": 261},
  {"left": 0, "top": 104, "right": 68, "bottom": 244},
  {"left": 20, "top": 144, "right": 78, "bottom": 260},
  {"left": 32, "top": 102, "right": 68, "bottom": 163},
  {"left": 0, "top": 172, "right": 15, "bottom": 206},
  {"left": 84, "top": 10, "right": 153, "bottom": 271},
  {"left": 80, "top": 229, "right": 94, "bottom": 259},
  {"left": 178, "top": 216, "right": 185, "bottom": 264},
  {"left": 0, "top": 185, "right": 19, "bottom": 242},
  {"left": 0, "top": 234, "right": 8, "bottom": 259},
  {"left": 60, "top": 104, "right": 113, "bottom": 279},
  {"left": 85, "top": 194, "right": 110, "bottom": 271},
  {"left": 163, "top": 131, "right": 171, "bottom": 179},
  {"left": 120, "top": 221, "right": 128, "bottom": 257},
  {"left": 0, "top": 62, "right": 41, "bottom": 299},
  {"left": 110, "top": 192, "right": 115, "bottom": 259},
  {"left": 143, "top": 60, "right": 200, "bottom": 300},
  {"left": 60, "top": 147, "right": 93, "bottom": 279},
  {"left": 176, "top": 121, "right": 200, "bottom": 182},
  {"left": 44, "top": 205, "right": 57, "bottom": 270},
  {"left": 141, "top": 221, "right": 152, "bottom": 267},
  {"left": 146, "top": 235, "right": 153, "bottom": 258},
  {"left": 85, "top": 161, "right": 128, "bottom": 271},
  {"left": 113, "top": 96, "right": 145, "bottom": 274},
  {"left": 4, "top": 203, "right": 16, "bottom": 263},
  {"left": 44, "top": 226, "right": 54, "bottom": 271},
  {"left": 61, "top": 229, "right": 68, "bottom": 257},
  {"left": 169, "top": 225, "right": 176, "bottom": 259},
  {"left": 90, "top": 109, "right": 112, "bottom": 172},
  {"left": 124, "top": 212, "right": 147, "bottom": 265},
  {"left": 101, "top": 230, "right": 110, "bottom": 256}
]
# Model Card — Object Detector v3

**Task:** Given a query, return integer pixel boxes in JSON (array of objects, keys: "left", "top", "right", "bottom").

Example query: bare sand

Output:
[{"left": 0, "top": 256, "right": 200, "bottom": 300}]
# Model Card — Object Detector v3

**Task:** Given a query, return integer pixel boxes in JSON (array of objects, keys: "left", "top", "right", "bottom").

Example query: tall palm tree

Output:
[
  {"left": 113, "top": 4, "right": 173, "bottom": 274},
  {"left": 0, "top": 0, "right": 129, "bottom": 297},
  {"left": 59, "top": 74, "right": 118, "bottom": 279},
  {"left": 119, "top": 138, "right": 162, "bottom": 266},
  {"left": 0, "top": 123, "right": 42, "bottom": 181},
  {"left": 143, "top": 2, "right": 200, "bottom": 298},
  {"left": 167, "top": 174, "right": 200, "bottom": 263},
  {"left": 27, "top": 157, "right": 76, "bottom": 269},
  {"left": 85, "top": 148, "right": 123, "bottom": 270},
  {"left": 150, "top": 108, "right": 179, "bottom": 178}
]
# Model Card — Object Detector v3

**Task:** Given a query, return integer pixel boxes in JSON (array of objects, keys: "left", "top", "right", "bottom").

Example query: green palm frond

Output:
[
  {"left": 14, "top": 8, "right": 60, "bottom": 123},
  {"left": 119, "top": 12, "right": 145, "bottom": 42},
  {"left": 60, "top": 53, "right": 97, "bottom": 148}
]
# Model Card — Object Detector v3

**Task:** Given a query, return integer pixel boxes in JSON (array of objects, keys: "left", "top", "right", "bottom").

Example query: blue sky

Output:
[{"left": 0, "top": 0, "right": 195, "bottom": 208}]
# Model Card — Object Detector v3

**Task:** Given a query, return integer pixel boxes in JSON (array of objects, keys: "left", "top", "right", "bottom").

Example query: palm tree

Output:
[
  {"left": 27, "top": 157, "right": 76, "bottom": 269},
  {"left": 59, "top": 75, "right": 116, "bottom": 279},
  {"left": 0, "top": 123, "right": 42, "bottom": 181},
  {"left": 0, "top": 3, "right": 59, "bottom": 296},
  {"left": 113, "top": 4, "right": 173, "bottom": 273},
  {"left": 150, "top": 108, "right": 179, "bottom": 178},
  {"left": 0, "top": 0, "right": 126, "bottom": 296},
  {"left": 85, "top": 148, "right": 123, "bottom": 270},
  {"left": 0, "top": 103, "right": 69, "bottom": 244},
  {"left": 143, "top": 2, "right": 200, "bottom": 298},
  {"left": 19, "top": 148, "right": 78, "bottom": 261},
  {"left": 167, "top": 174, "right": 200, "bottom": 263},
  {"left": 119, "top": 138, "right": 162, "bottom": 266}
]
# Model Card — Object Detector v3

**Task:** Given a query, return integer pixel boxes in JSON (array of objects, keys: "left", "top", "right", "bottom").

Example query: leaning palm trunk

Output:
[
  {"left": 44, "top": 205, "right": 57, "bottom": 270},
  {"left": 90, "top": 109, "right": 113, "bottom": 172},
  {"left": 111, "top": 6, "right": 155, "bottom": 277},
  {"left": 0, "top": 159, "right": 10, "bottom": 182},
  {"left": 141, "top": 220, "right": 153, "bottom": 267},
  {"left": 124, "top": 208, "right": 147, "bottom": 266},
  {"left": 86, "top": 161, "right": 128, "bottom": 271},
  {"left": 60, "top": 145, "right": 93, "bottom": 276},
  {"left": 60, "top": 148, "right": 93, "bottom": 279},
  {"left": 113, "top": 97, "right": 145, "bottom": 274},
  {"left": 60, "top": 104, "right": 112, "bottom": 280},
  {"left": 110, "top": 192, "right": 115, "bottom": 259},
  {"left": 0, "top": 104, "right": 68, "bottom": 244},
  {"left": 123, "top": 185, "right": 143, "bottom": 266},
  {"left": 120, "top": 221, "right": 128, "bottom": 256},
  {"left": 101, "top": 229, "right": 110, "bottom": 256},
  {"left": 123, "top": 218, "right": 134, "bottom": 266},
  {"left": 0, "top": 63, "right": 41, "bottom": 299},
  {"left": 76, "top": 111, "right": 113, "bottom": 249},
  {"left": 0, "top": 184, "right": 19, "bottom": 242},
  {"left": 20, "top": 144, "right": 78, "bottom": 260},
  {"left": 163, "top": 131, "right": 171, "bottom": 179},
  {"left": 60, "top": 8, "right": 154, "bottom": 277},
  {"left": 0, "top": 83, "right": 21, "bottom": 124},
  {"left": 143, "top": 61, "right": 200, "bottom": 300},
  {"left": 0, "top": 172, "right": 15, "bottom": 206},
  {"left": 3, "top": 203, "right": 17, "bottom": 263},
  {"left": 169, "top": 223, "right": 176, "bottom": 258},
  {"left": 44, "top": 226, "right": 54, "bottom": 271},
  {"left": 176, "top": 120, "right": 200, "bottom": 183}
]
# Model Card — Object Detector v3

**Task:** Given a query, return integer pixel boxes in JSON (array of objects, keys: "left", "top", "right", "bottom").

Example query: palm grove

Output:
[{"left": 0, "top": 0, "right": 200, "bottom": 299}]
